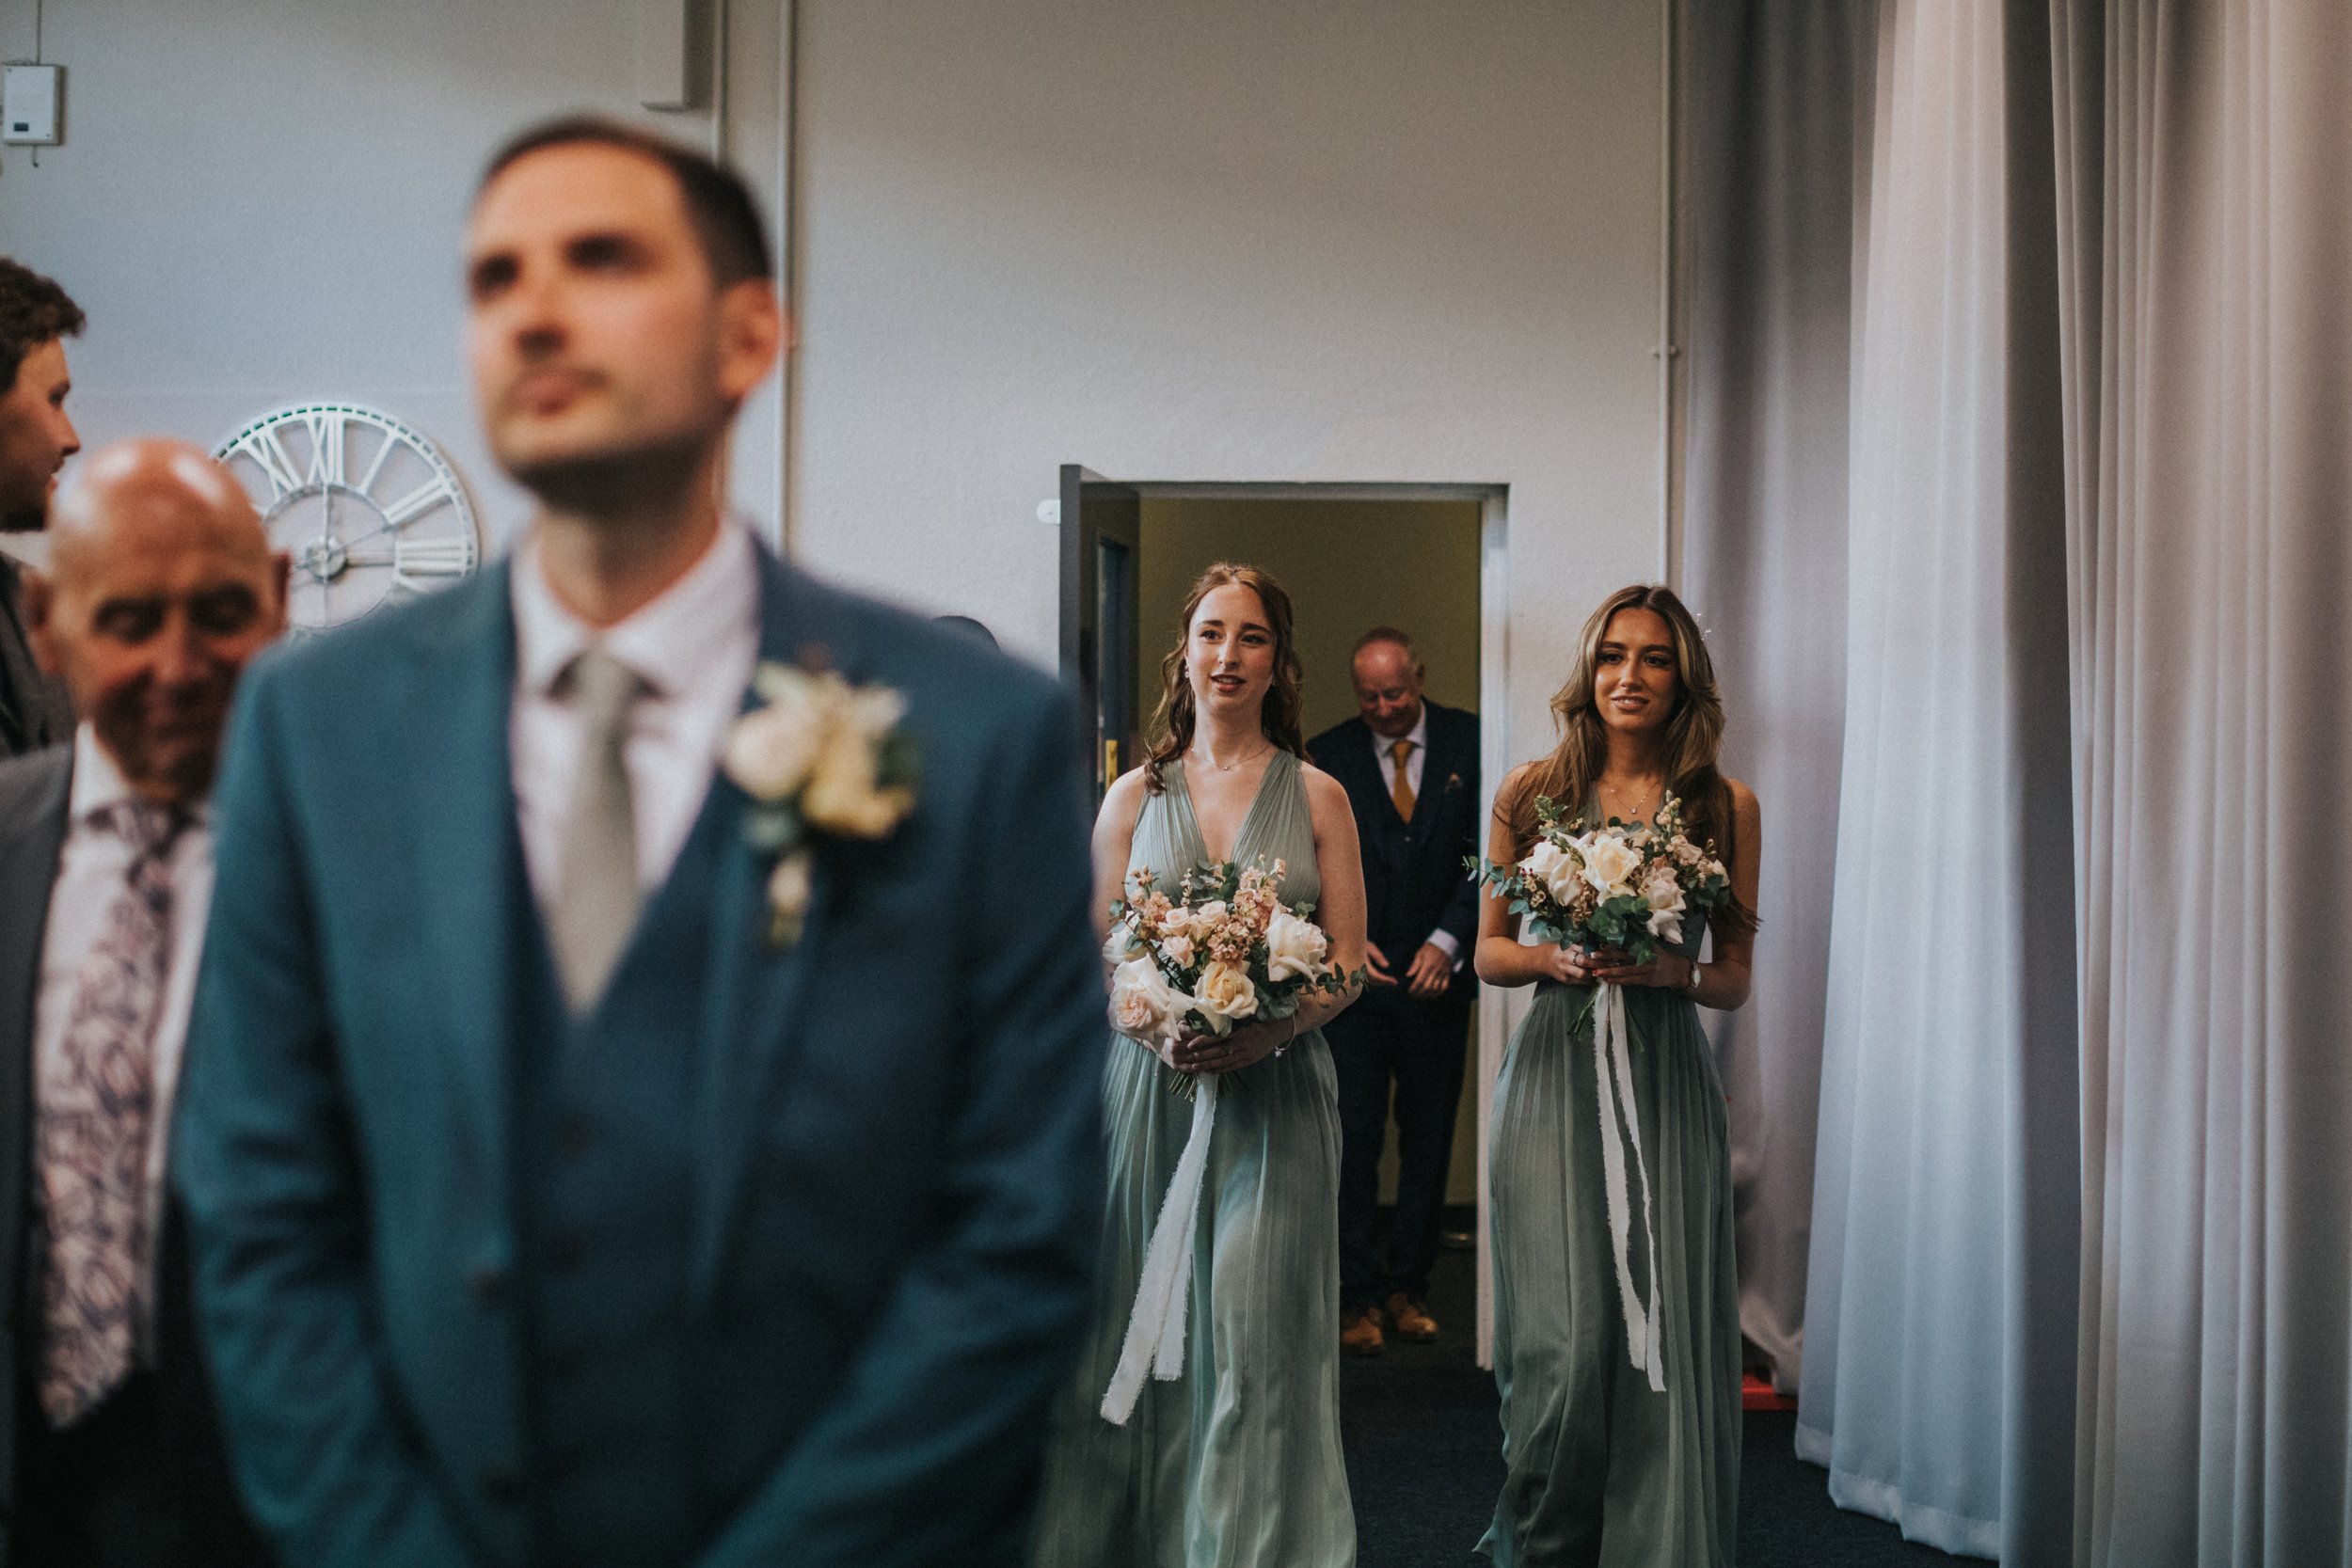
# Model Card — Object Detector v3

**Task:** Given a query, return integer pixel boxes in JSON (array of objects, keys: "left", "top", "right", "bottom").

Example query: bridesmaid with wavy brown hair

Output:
[
  {"left": 1032, "top": 562, "right": 1367, "bottom": 1568},
  {"left": 1474, "top": 585, "right": 1761, "bottom": 1567}
]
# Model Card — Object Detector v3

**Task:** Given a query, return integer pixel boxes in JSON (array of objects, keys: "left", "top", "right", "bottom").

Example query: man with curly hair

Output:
[{"left": 0, "top": 258, "right": 86, "bottom": 758}]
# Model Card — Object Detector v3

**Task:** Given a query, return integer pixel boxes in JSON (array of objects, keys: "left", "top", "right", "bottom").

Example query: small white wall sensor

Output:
[{"left": 3, "top": 65, "right": 62, "bottom": 146}]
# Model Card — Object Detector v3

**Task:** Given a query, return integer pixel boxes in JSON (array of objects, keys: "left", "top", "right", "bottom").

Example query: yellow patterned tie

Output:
[{"left": 1391, "top": 738, "right": 1416, "bottom": 821}]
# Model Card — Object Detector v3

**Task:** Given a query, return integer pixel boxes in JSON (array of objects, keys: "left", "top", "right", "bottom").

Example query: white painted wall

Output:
[
  {"left": 3, "top": 0, "right": 1668, "bottom": 757},
  {"left": 792, "top": 0, "right": 1670, "bottom": 764},
  {"left": 0, "top": 0, "right": 788, "bottom": 548},
  {"left": 2, "top": 0, "right": 1669, "bottom": 1369}
]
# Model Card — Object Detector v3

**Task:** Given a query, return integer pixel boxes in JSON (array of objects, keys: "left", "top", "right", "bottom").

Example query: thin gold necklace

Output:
[
  {"left": 1194, "top": 739, "right": 1273, "bottom": 773},
  {"left": 1602, "top": 774, "right": 1663, "bottom": 822}
]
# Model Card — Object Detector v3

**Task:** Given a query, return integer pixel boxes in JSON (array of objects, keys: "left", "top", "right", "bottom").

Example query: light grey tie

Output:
[{"left": 550, "top": 647, "right": 645, "bottom": 1014}]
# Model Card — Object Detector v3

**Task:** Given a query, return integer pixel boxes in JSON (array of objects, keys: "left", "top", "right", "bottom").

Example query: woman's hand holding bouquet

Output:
[
  {"left": 1106, "top": 859, "right": 1358, "bottom": 1097},
  {"left": 1470, "top": 792, "right": 1730, "bottom": 984}
]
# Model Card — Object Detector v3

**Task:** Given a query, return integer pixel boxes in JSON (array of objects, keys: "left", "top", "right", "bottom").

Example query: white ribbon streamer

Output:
[
  {"left": 1592, "top": 982, "right": 1666, "bottom": 1393},
  {"left": 1101, "top": 1072, "right": 1218, "bottom": 1425}
]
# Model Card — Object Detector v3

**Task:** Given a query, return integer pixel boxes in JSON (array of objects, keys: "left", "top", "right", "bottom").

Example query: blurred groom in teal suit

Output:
[{"left": 173, "top": 118, "right": 1104, "bottom": 1567}]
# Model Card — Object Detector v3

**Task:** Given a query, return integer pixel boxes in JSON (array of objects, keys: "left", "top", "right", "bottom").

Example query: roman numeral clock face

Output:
[{"left": 215, "top": 404, "right": 481, "bottom": 635}]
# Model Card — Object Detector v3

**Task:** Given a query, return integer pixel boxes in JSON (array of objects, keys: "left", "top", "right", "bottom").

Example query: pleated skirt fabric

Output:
[
  {"left": 1031, "top": 1034, "right": 1357, "bottom": 1568},
  {"left": 1477, "top": 980, "right": 1740, "bottom": 1568}
]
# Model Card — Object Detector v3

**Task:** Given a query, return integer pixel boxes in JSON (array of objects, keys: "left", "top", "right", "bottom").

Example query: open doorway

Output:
[{"left": 1060, "top": 470, "right": 1513, "bottom": 1364}]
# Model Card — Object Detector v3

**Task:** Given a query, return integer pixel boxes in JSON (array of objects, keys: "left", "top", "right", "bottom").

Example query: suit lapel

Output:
[
  {"left": 0, "top": 751, "right": 72, "bottom": 1325},
  {"left": 1338, "top": 721, "right": 1392, "bottom": 825},
  {"left": 690, "top": 549, "right": 854, "bottom": 1300},
  {"left": 0, "top": 751, "right": 72, "bottom": 1053},
  {"left": 405, "top": 570, "right": 525, "bottom": 1188},
  {"left": 0, "top": 567, "right": 46, "bottom": 753}
]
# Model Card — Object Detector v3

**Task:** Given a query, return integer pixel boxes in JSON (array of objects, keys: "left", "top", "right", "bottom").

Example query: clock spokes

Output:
[{"left": 215, "top": 403, "right": 480, "bottom": 631}]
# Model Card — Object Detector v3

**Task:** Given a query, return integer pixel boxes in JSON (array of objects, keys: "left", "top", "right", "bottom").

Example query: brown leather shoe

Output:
[
  {"left": 1386, "top": 1291, "right": 1439, "bottom": 1342},
  {"left": 1341, "top": 1306, "right": 1387, "bottom": 1356}
]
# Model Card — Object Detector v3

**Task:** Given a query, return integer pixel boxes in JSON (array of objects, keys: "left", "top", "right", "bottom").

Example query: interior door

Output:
[{"left": 1058, "top": 465, "right": 1142, "bottom": 800}]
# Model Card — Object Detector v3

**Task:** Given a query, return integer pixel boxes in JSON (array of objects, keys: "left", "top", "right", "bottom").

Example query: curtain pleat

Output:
[
  {"left": 2056, "top": 3, "right": 2352, "bottom": 1563},
  {"left": 1679, "top": 0, "right": 1870, "bottom": 1400}
]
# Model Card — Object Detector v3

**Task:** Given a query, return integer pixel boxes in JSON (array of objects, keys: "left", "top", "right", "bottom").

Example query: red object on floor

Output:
[{"left": 1742, "top": 1373, "right": 1797, "bottom": 1412}]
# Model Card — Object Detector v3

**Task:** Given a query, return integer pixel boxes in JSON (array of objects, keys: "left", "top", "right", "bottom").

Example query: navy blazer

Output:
[
  {"left": 1307, "top": 703, "right": 1482, "bottom": 976},
  {"left": 173, "top": 548, "right": 1105, "bottom": 1567}
]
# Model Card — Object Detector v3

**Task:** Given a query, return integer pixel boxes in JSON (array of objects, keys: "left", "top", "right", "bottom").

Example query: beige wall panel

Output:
[{"left": 1134, "top": 497, "right": 1482, "bottom": 742}]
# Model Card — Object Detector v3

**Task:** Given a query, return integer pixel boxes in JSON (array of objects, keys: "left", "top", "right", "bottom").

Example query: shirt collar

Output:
[
  {"left": 66, "top": 722, "right": 211, "bottom": 828},
  {"left": 512, "top": 519, "right": 759, "bottom": 701},
  {"left": 1375, "top": 705, "right": 1429, "bottom": 754}
]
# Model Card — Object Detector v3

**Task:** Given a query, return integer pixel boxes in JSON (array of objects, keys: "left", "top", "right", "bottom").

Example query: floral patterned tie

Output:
[{"left": 37, "top": 799, "right": 185, "bottom": 1428}]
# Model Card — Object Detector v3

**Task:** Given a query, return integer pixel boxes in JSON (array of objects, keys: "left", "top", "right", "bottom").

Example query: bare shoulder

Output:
[
  {"left": 1096, "top": 766, "right": 1152, "bottom": 842},
  {"left": 1494, "top": 759, "right": 1544, "bottom": 815},
  {"left": 1297, "top": 758, "right": 1349, "bottom": 807},
  {"left": 1723, "top": 774, "right": 1763, "bottom": 851}
]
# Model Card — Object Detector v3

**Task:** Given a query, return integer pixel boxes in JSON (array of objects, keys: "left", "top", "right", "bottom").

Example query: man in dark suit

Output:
[
  {"left": 0, "top": 437, "right": 284, "bottom": 1565},
  {"left": 174, "top": 118, "right": 1104, "bottom": 1568},
  {"left": 1308, "top": 628, "right": 1480, "bottom": 1354},
  {"left": 0, "top": 258, "right": 85, "bottom": 759}
]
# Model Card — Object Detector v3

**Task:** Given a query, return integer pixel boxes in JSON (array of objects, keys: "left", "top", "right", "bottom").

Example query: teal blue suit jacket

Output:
[{"left": 173, "top": 547, "right": 1104, "bottom": 1566}]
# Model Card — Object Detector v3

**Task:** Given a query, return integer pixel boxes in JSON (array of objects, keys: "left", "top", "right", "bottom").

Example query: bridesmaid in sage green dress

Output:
[
  {"left": 1032, "top": 563, "right": 1368, "bottom": 1568},
  {"left": 1472, "top": 586, "right": 1761, "bottom": 1568}
]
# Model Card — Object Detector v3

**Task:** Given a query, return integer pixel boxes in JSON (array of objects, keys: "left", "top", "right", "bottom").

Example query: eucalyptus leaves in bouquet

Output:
[{"left": 1471, "top": 792, "right": 1731, "bottom": 965}]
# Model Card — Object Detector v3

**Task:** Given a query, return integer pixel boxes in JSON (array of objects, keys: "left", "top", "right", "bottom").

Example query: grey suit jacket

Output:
[
  {"left": 0, "top": 752, "right": 73, "bottom": 1475},
  {"left": 0, "top": 559, "right": 72, "bottom": 760},
  {"left": 0, "top": 744, "right": 272, "bottom": 1567}
]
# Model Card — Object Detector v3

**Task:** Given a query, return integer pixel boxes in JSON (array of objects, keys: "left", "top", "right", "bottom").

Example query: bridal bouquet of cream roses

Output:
[
  {"left": 1105, "top": 859, "right": 1353, "bottom": 1098},
  {"left": 1472, "top": 792, "right": 1731, "bottom": 966}
]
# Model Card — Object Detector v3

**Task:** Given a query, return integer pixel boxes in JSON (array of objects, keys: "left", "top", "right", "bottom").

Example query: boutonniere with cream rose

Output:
[
  {"left": 1469, "top": 791, "right": 1730, "bottom": 1397},
  {"left": 1098, "top": 855, "right": 1361, "bottom": 1427},
  {"left": 722, "top": 658, "right": 919, "bottom": 946},
  {"left": 1103, "top": 858, "right": 1356, "bottom": 1101}
]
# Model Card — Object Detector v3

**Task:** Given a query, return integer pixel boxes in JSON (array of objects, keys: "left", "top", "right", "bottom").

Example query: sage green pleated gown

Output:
[
  {"left": 1478, "top": 885, "right": 1740, "bottom": 1566},
  {"left": 1032, "top": 752, "right": 1357, "bottom": 1568}
]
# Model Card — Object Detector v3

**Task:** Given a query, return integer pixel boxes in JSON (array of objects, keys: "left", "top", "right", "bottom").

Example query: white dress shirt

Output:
[
  {"left": 510, "top": 520, "right": 761, "bottom": 911},
  {"left": 1368, "top": 706, "right": 1460, "bottom": 965},
  {"left": 32, "top": 725, "right": 214, "bottom": 1325}
]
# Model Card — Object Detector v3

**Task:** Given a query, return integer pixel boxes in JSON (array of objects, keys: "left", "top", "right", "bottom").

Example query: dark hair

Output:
[
  {"left": 1498, "top": 583, "right": 1756, "bottom": 936},
  {"left": 1142, "top": 562, "right": 1307, "bottom": 793},
  {"left": 934, "top": 613, "right": 997, "bottom": 649},
  {"left": 479, "top": 115, "right": 773, "bottom": 287},
  {"left": 0, "top": 259, "right": 85, "bottom": 398}
]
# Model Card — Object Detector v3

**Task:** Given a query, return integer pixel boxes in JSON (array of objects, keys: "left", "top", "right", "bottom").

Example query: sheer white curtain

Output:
[
  {"left": 2055, "top": 3, "right": 2352, "bottom": 1562},
  {"left": 1690, "top": 1, "right": 2349, "bottom": 1560},
  {"left": 1792, "top": 1, "right": 2079, "bottom": 1560},
  {"left": 1679, "top": 0, "right": 1870, "bottom": 1398}
]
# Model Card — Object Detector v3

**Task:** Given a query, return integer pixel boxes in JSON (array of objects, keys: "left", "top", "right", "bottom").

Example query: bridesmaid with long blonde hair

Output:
[
  {"left": 1475, "top": 585, "right": 1760, "bottom": 1567},
  {"left": 1033, "top": 562, "right": 1367, "bottom": 1568}
]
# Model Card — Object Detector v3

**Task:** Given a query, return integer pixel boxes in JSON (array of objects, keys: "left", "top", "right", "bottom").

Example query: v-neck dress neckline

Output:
[{"left": 1168, "top": 749, "right": 1296, "bottom": 869}]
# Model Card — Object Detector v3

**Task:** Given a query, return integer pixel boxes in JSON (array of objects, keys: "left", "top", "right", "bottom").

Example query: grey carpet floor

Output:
[{"left": 1338, "top": 1243, "right": 1972, "bottom": 1567}]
